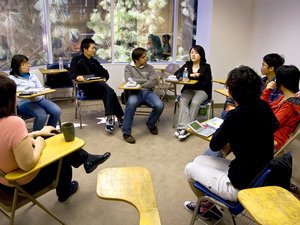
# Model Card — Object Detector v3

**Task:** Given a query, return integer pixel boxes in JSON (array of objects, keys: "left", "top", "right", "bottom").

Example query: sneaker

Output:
[
  {"left": 174, "top": 129, "right": 185, "bottom": 138},
  {"left": 106, "top": 116, "right": 115, "bottom": 133},
  {"left": 184, "top": 200, "right": 220, "bottom": 221},
  {"left": 184, "top": 201, "right": 197, "bottom": 212},
  {"left": 58, "top": 180, "right": 79, "bottom": 202},
  {"left": 123, "top": 133, "right": 136, "bottom": 144},
  {"left": 118, "top": 118, "right": 124, "bottom": 129},
  {"left": 146, "top": 122, "right": 158, "bottom": 135},
  {"left": 178, "top": 130, "right": 190, "bottom": 140}
]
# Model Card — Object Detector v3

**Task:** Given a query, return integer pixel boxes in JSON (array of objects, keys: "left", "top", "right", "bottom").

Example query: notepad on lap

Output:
[
  {"left": 188, "top": 120, "right": 216, "bottom": 137},
  {"left": 84, "top": 74, "right": 102, "bottom": 81}
]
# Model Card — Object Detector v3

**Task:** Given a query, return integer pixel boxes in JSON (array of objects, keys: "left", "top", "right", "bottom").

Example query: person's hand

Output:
[
  {"left": 33, "top": 136, "right": 46, "bottom": 149},
  {"left": 221, "top": 144, "right": 232, "bottom": 157},
  {"left": 266, "top": 81, "right": 276, "bottom": 90},
  {"left": 296, "top": 91, "right": 300, "bottom": 98},
  {"left": 38, "top": 126, "right": 58, "bottom": 137},
  {"left": 76, "top": 76, "right": 85, "bottom": 82}
]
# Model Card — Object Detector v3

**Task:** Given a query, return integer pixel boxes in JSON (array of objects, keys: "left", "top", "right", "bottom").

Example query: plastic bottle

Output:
[
  {"left": 182, "top": 67, "right": 189, "bottom": 82},
  {"left": 58, "top": 57, "right": 64, "bottom": 70}
]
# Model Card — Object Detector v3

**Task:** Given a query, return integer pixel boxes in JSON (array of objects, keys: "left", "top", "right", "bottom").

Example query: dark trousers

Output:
[
  {"left": 0, "top": 149, "right": 88, "bottom": 199},
  {"left": 79, "top": 82, "right": 124, "bottom": 118}
]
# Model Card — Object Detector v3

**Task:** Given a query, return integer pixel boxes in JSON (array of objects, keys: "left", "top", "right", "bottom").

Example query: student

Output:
[
  {"left": 261, "top": 65, "right": 300, "bottom": 151},
  {"left": 0, "top": 75, "right": 111, "bottom": 202},
  {"left": 221, "top": 53, "right": 285, "bottom": 119},
  {"left": 9, "top": 54, "right": 61, "bottom": 131},
  {"left": 162, "top": 34, "right": 172, "bottom": 60},
  {"left": 174, "top": 45, "right": 212, "bottom": 140},
  {"left": 122, "top": 47, "right": 164, "bottom": 144},
  {"left": 184, "top": 66, "right": 278, "bottom": 217},
  {"left": 69, "top": 38, "right": 124, "bottom": 133},
  {"left": 147, "top": 34, "right": 163, "bottom": 61}
]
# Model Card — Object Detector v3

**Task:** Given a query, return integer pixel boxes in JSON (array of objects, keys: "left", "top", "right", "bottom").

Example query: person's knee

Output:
[
  {"left": 155, "top": 101, "right": 164, "bottom": 112},
  {"left": 127, "top": 96, "right": 139, "bottom": 107}
]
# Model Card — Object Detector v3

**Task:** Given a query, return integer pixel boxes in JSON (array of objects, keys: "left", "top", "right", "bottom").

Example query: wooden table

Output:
[
  {"left": 17, "top": 88, "right": 56, "bottom": 100},
  {"left": 118, "top": 82, "right": 142, "bottom": 90},
  {"left": 96, "top": 167, "right": 161, "bottom": 225},
  {"left": 238, "top": 186, "right": 300, "bottom": 225},
  {"left": 165, "top": 79, "right": 198, "bottom": 97},
  {"left": 214, "top": 88, "right": 229, "bottom": 97},
  {"left": 5, "top": 134, "right": 85, "bottom": 181},
  {"left": 212, "top": 79, "right": 226, "bottom": 85}
]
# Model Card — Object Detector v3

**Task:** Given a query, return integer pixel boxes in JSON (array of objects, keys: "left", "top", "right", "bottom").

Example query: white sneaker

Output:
[
  {"left": 174, "top": 129, "right": 185, "bottom": 138},
  {"left": 178, "top": 130, "right": 190, "bottom": 140}
]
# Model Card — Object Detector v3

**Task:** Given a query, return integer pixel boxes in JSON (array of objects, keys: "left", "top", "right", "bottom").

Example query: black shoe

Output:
[
  {"left": 58, "top": 180, "right": 79, "bottom": 202},
  {"left": 84, "top": 152, "right": 111, "bottom": 173},
  {"left": 146, "top": 122, "right": 158, "bottom": 135},
  {"left": 123, "top": 133, "right": 136, "bottom": 144}
]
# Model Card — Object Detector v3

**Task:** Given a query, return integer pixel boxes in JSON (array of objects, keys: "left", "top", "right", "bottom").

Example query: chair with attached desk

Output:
[
  {"left": 74, "top": 79, "right": 105, "bottom": 129},
  {"left": 96, "top": 167, "right": 161, "bottom": 225},
  {"left": 0, "top": 134, "right": 84, "bottom": 225},
  {"left": 238, "top": 186, "right": 300, "bottom": 225},
  {"left": 189, "top": 164, "right": 273, "bottom": 225},
  {"left": 154, "top": 63, "right": 180, "bottom": 101}
]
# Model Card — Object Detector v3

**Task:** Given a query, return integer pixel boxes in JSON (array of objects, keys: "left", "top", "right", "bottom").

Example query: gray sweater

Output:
[{"left": 124, "top": 63, "right": 157, "bottom": 91}]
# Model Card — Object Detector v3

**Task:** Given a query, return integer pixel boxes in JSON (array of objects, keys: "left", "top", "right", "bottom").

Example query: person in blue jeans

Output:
[
  {"left": 122, "top": 47, "right": 164, "bottom": 144},
  {"left": 9, "top": 54, "right": 61, "bottom": 131}
]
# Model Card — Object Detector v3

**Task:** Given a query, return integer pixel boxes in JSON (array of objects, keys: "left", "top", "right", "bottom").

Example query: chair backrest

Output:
[
  {"left": 164, "top": 63, "right": 180, "bottom": 75},
  {"left": 274, "top": 122, "right": 300, "bottom": 158}
]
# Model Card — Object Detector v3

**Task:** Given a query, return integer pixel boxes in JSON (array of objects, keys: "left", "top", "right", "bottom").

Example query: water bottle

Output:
[
  {"left": 58, "top": 57, "right": 64, "bottom": 70},
  {"left": 182, "top": 67, "right": 189, "bottom": 82}
]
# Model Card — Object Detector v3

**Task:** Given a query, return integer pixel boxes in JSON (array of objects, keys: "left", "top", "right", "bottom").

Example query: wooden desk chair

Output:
[
  {"left": 274, "top": 122, "right": 300, "bottom": 158},
  {"left": 97, "top": 167, "right": 161, "bottom": 225},
  {"left": 238, "top": 186, "right": 300, "bottom": 225},
  {"left": 189, "top": 165, "right": 273, "bottom": 225},
  {"left": 73, "top": 80, "right": 104, "bottom": 129},
  {"left": 154, "top": 63, "right": 179, "bottom": 101}
]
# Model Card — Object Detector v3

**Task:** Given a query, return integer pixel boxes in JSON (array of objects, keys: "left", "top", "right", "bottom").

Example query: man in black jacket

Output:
[{"left": 69, "top": 38, "right": 124, "bottom": 133}]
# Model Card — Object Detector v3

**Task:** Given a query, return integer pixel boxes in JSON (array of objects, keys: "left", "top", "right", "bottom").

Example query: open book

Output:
[{"left": 188, "top": 117, "right": 224, "bottom": 138}]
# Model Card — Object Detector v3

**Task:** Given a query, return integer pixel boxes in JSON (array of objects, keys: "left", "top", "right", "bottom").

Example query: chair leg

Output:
[
  {"left": 13, "top": 185, "right": 65, "bottom": 224},
  {"left": 173, "top": 100, "right": 178, "bottom": 128}
]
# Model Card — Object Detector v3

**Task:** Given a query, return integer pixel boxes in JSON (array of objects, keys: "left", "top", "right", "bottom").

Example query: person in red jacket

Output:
[{"left": 261, "top": 65, "right": 300, "bottom": 151}]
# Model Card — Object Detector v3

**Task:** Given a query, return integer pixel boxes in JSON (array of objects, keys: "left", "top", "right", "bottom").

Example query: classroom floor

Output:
[{"left": 1, "top": 99, "right": 259, "bottom": 225}]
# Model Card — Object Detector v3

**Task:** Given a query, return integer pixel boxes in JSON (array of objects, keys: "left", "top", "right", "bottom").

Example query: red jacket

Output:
[{"left": 261, "top": 89, "right": 300, "bottom": 150}]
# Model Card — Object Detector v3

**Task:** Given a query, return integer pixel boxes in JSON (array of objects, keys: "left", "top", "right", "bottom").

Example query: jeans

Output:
[
  {"left": 203, "top": 147, "right": 224, "bottom": 158},
  {"left": 122, "top": 90, "right": 164, "bottom": 135},
  {"left": 18, "top": 98, "right": 61, "bottom": 131}
]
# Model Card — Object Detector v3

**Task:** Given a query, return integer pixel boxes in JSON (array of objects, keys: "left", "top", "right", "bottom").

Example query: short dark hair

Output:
[
  {"left": 276, "top": 65, "right": 300, "bottom": 93},
  {"left": 263, "top": 53, "right": 285, "bottom": 71},
  {"left": 162, "top": 34, "right": 171, "bottom": 41},
  {"left": 189, "top": 45, "right": 207, "bottom": 65},
  {"left": 80, "top": 38, "right": 96, "bottom": 52},
  {"left": 226, "top": 66, "right": 263, "bottom": 105},
  {"left": 0, "top": 74, "right": 17, "bottom": 118},
  {"left": 10, "top": 54, "right": 29, "bottom": 77},
  {"left": 131, "top": 47, "right": 147, "bottom": 62}
]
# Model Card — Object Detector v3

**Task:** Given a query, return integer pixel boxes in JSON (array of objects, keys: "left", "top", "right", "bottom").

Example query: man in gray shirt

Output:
[{"left": 122, "top": 47, "right": 164, "bottom": 143}]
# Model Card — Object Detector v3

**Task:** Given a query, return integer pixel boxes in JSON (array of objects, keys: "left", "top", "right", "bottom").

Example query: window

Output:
[{"left": 0, "top": 0, "right": 198, "bottom": 70}]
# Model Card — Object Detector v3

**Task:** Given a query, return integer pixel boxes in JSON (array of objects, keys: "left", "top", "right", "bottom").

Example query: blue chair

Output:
[
  {"left": 173, "top": 95, "right": 214, "bottom": 128},
  {"left": 189, "top": 165, "right": 273, "bottom": 225}
]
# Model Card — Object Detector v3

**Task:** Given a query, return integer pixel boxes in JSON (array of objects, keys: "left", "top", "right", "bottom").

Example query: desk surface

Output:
[
  {"left": 119, "top": 82, "right": 142, "bottom": 90},
  {"left": 238, "top": 186, "right": 300, "bottom": 225},
  {"left": 165, "top": 79, "right": 198, "bottom": 85},
  {"left": 76, "top": 78, "right": 106, "bottom": 84},
  {"left": 212, "top": 79, "right": 226, "bottom": 85},
  {"left": 39, "top": 68, "right": 68, "bottom": 75},
  {"left": 214, "top": 88, "right": 229, "bottom": 97},
  {"left": 97, "top": 167, "right": 161, "bottom": 225},
  {"left": 17, "top": 88, "right": 56, "bottom": 99},
  {"left": 5, "top": 134, "right": 85, "bottom": 181}
]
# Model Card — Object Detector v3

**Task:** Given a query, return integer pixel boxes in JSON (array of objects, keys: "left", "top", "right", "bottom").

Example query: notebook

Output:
[
  {"left": 83, "top": 74, "right": 102, "bottom": 81},
  {"left": 187, "top": 120, "right": 216, "bottom": 137}
]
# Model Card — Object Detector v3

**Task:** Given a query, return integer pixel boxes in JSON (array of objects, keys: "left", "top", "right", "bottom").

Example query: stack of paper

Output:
[{"left": 205, "top": 117, "right": 224, "bottom": 129}]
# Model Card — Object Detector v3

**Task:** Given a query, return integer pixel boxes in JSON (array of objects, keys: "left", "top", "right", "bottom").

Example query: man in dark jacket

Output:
[{"left": 69, "top": 38, "right": 124, "bottom": 133}]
